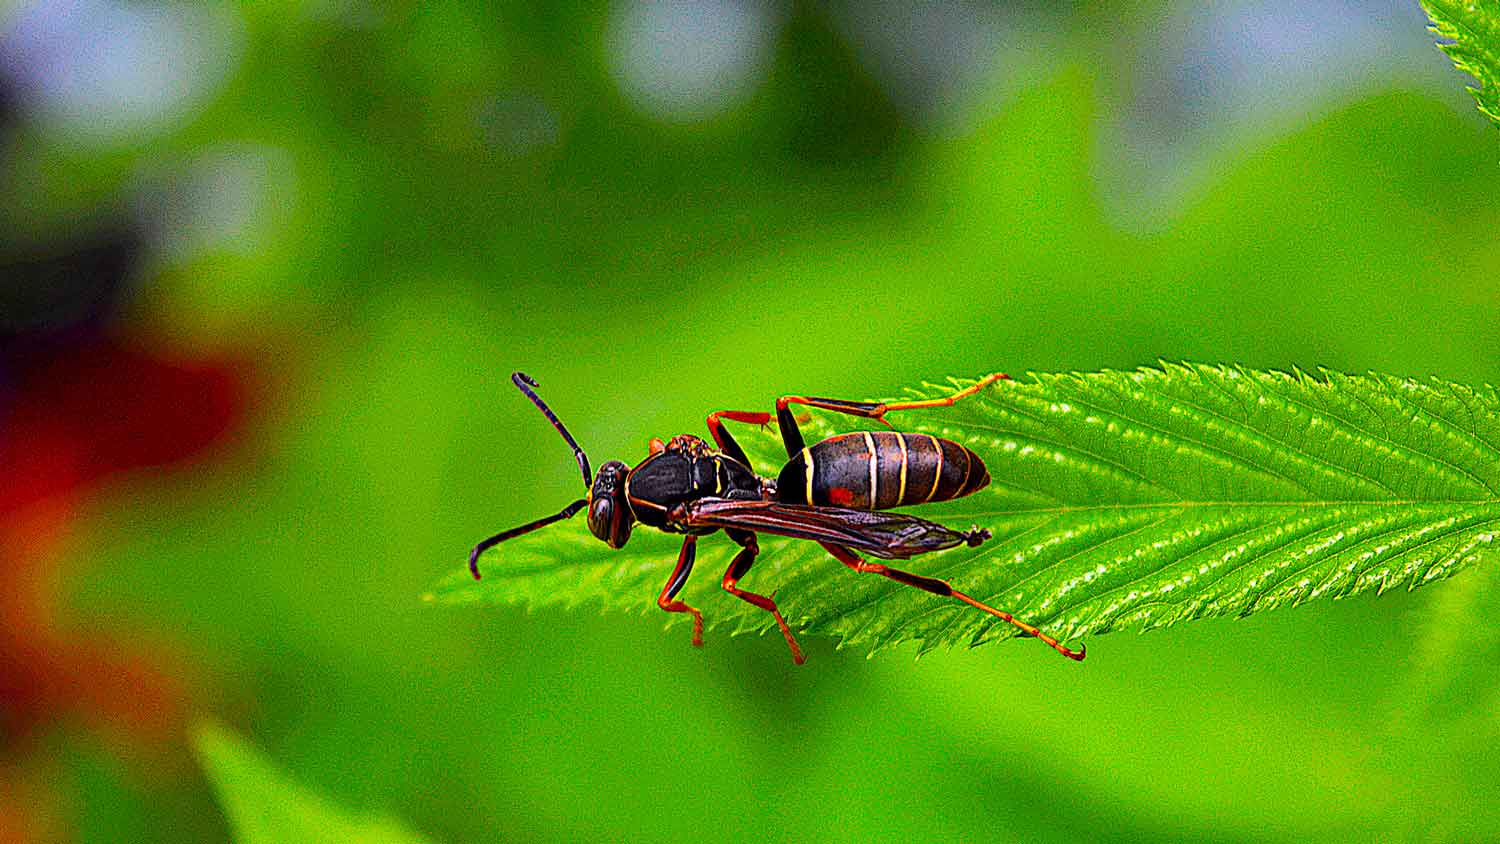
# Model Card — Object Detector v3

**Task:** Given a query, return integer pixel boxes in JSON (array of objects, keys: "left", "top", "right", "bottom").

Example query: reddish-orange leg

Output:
[
  {"left": 820, "top": 542, "right": 1084, "bottom": 661},
  {"left": 720, "top": 533, "right": 805, "bottom": 664},
  {"left": 775, "top": 373, "right": 1010, "bottom": 456},
  {"left": 705, "top": 409, "right": 772, "bottom": 468},
  {"left": 705, "top": 412, "right": 810, "bottom": 663},
  {"left": 658, "top": 535, "right": 704, "bottom": 647}
]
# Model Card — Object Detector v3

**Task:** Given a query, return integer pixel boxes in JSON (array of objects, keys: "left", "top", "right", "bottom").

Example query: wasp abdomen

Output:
[{"left": 776, "top": 431, "right": 989, "bottom": 510}]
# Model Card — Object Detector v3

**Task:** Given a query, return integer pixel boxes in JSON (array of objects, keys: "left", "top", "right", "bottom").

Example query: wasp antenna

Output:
[
  {"left": 469, "top": 498, "right": 588, "bottom": 579},
  {"left": 511, "top": 371, "right": 592, "bottom": 487}
]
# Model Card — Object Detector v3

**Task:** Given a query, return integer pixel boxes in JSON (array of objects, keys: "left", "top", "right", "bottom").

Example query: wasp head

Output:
[{"left": 587, "top": 460, "right": 635, "bottom": 548}]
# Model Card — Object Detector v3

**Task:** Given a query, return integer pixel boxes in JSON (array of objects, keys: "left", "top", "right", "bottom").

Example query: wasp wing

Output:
[{"left": 678, "top": 499, "right": 986, "bottom": 560}]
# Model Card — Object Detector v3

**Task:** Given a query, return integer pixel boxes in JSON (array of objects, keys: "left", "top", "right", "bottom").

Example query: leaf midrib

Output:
[{"left": 938, "top": 500, "right": 1500, "bottom": 516}]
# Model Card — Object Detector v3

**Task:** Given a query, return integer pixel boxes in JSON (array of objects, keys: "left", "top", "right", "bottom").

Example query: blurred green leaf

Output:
[
  {"left": 1422, "top": 0, "right": 1500, "bottom": 127},
  {"left": 193, "top": 721, "right": 435, "bottom": 844},
  {"left": 431, "top": 366, "right": 1500, "bottom": 658}
]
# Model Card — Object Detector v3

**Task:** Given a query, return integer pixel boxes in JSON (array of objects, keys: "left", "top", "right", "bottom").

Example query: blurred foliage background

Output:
[{"left": 1, "top": 1, "right": 1498, "bottom": 842}]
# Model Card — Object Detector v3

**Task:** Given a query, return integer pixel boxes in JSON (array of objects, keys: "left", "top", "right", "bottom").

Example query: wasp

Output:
[{"left": 468, "top": 372, "right": 1085, "bottom": 664}]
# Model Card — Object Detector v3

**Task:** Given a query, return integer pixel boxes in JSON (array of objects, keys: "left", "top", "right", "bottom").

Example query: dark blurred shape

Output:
[
  {"left": 0, "top": 341, "right": 247, "bottom": 514},
  {"left": 776, "top": 8, "right": 903, "bottom": 166},
  {"left": 0, "top": 225, "right": 148, "bottom": 513},
  {"left": 0, "top": 69, "right": 15, "bottom": 135},
  {"left": 0, "top": 219, "right": 250, "bottom": 811},
  {"left": 828, "top": 0, "right": 1026, "bottom": 128},
  {"left": 0, "top": 229, "right": 142, "bottom": 360}
]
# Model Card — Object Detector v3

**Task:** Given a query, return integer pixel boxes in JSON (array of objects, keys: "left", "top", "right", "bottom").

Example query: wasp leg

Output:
[
  {"left": 720, "top": 532, "right": 804, "bottom": 665},
  {"left": 775, "top": 373, "right": 1010, "bottom": 454},
  {"left": 819, "top": 542, "right": 1084, "bottom": 661},
  {"left": 704, "top": 410, "right": 772, "bottom": 469},
  {"left": 658, "top": 536, "right": 704, "bottom": 647}
]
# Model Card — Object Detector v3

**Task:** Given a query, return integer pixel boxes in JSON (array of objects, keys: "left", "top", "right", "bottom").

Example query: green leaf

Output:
[
  {"left": 429, "top": 365, "right": 1500, "bottom": 657},
  {"left": 192, "top": 721, "right": 434, "bottom": 844},
  {"left": 1422, "top": 0, "right": 1500, "bottom": 128}
]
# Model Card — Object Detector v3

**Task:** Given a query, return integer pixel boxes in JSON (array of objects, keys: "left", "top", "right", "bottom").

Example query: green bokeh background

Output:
[{"left": 10, "top": 3, "right": 1500, "bottom": 842}]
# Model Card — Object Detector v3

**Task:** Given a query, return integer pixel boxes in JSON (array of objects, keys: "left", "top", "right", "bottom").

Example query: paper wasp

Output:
[{"left": 468, "top": 372, "right": 1085, "bottom": 664}]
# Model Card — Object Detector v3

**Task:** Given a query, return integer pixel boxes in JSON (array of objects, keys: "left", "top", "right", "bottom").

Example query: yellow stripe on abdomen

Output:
[
  {"left": 863, "top": 431, "right": 878, "bottom": 511},
  {"left": 801, "top": 446, "right": 816, "bottom": 505},
  {"left": 896, "top": 432, "right": 909, "bottom": 503},
  {"left": 925, "top": 434, "right": 943, "bottom": 502}
]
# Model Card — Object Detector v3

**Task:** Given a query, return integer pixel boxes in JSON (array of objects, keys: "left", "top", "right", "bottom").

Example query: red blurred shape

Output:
[
  {"left": 0, "top": 337, "right": 252, "bottom": 752},
  {"left": 4, "top": 340, "right": 245, "bottom": 498}
]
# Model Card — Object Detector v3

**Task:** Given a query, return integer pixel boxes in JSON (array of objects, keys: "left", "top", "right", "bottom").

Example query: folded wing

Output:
[{"left": 678, "top": 498, "right": 985, "bottom": 559}]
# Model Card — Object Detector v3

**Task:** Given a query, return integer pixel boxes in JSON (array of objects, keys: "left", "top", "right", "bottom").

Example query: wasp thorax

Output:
[{"left": 587, "top": 460, "right": 634, "bottom": 548}]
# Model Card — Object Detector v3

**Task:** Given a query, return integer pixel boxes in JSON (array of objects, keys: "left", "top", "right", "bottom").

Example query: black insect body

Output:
[
  {"left": 620, "top": 434, "right": 762, "bottom": 532},
  {"left": 468, "top": 372, "right": 1085, "bottom": 664}
]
